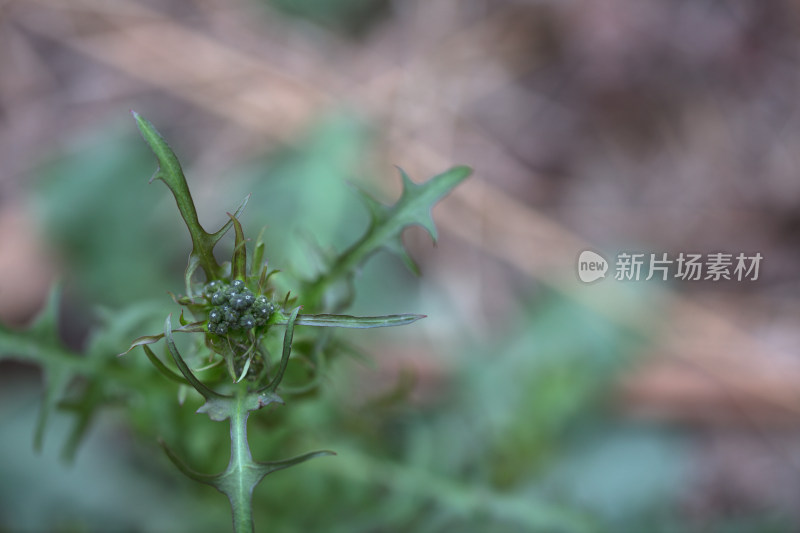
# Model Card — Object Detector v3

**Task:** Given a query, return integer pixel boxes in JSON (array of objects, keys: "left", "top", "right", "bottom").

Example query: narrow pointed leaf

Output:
[
  {"left": 264, "top": 307, "right": 300, "bottom": 392},
  {"left": 164, "top": 315, "right": 226, "bottom": 399},
  {"left": 284, "top": 313, "right": 426, "bottom": 328},
  {"left": 184, "top": 254, "right": 201, "bottom": 298},
  {"left": 251, "top": 228, "right": 266, "bottom": 277},
  {"left": 228, "top": 212, "right": 247, "bottom": 281},
  {"left": 160, "top": 439, "right": 222, "bottom": 487},
  {"left": 222, "top": 344, "right": 238, "bottom": 384},
  {"left": 255, "top": 449, "right": 336, "bottom": 480},
  {"left": 210, "top": 194, "right": 250, "bottom": 243},
  {"left": 235, "top": 354, "right": 253, "bottom": 384},
  {"left": 117, "top": 321, "right": 206, "bottom": 356},
  {"left": 142, "top": 345, "right": 189, "bottom": 385}
]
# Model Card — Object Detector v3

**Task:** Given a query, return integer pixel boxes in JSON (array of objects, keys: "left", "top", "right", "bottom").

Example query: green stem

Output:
[{"left": 227, "top": 388, "right": 256, "bottom": 533}]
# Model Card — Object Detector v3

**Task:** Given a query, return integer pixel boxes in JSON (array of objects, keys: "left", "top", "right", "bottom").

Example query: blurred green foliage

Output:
[
  {"left": 265, "top": 0, "right": 390, "bottom": 37},
  {"left": 1, "top": 113, "right": 791, "bottom": 533},
  {"left": 33, "top": 127, "right": 183, "bottom": 306}
]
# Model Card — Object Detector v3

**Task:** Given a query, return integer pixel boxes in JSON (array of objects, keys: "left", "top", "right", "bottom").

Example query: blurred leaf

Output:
[
  {"left": 0, "top": 385, "right": 229, "bottom": 532},
  {"left": 539, "top": 423, "right": 688, "bottom": 523},
  {"left": 0, "top": 285, "right": 80, "bottom": 454},
  {"left": 265, "top": 0, "right": 390, "bottom": 37},
  {"left": 283, "top": 313, "right": 425, "bottom": 328},
  {"left": 303, "top": 165, "right": 471, "bottom": 308},
  {"left": 33, "top": 126, "right": 179, "bottom": 305},
  {"left": 239, "top": 113, "right": 373, "bottom": 273},
  {"left": 0, "top": 286, "right": 171, "bottom": 461}
]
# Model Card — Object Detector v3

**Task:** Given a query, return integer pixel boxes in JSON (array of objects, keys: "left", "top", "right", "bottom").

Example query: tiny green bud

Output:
[
  {"left": 211, "top": 291, "right": 228, "bottom": 305},
  {"left": 242, "top": 291, "right": 255, "bottom": 307},
  {"left": 204, "top": 280, "right": 221, "bottom": 295},
  {"left": 231, "top": 294, "right": 248, "bottom": 310},
  {"left": 224, "top": 307, "right": 238, "bottom": 323},
  {"left": 253, "top": 302, "right": 271, "bottom": 318},
  {"left": 240, "top": 314, "right": 256, "bottom": 330}
]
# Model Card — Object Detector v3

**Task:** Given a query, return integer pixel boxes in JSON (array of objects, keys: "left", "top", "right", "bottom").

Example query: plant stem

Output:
[{"left": 228, "top": 389, "right": 255, "bottom": 533}]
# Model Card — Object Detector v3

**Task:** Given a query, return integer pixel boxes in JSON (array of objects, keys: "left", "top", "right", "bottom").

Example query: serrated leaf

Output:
[
  {"left": 304, "top": 165, "right": 471, "bottom": 307},
  {"left": 396, "top": 167, "right": 441, "bottom": 241}
]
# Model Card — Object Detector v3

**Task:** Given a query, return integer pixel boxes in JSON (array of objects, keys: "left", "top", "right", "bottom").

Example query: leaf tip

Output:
[{"left": 395, "top": 165, "right": 415, "bottom": 189}]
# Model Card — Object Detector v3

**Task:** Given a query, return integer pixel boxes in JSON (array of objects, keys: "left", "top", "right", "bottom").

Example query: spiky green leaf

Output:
[{"left": 304, "top": 165, "right": 471, "bottom": 307}]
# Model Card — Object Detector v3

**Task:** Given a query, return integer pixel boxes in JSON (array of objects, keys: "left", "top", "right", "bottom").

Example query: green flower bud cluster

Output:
[{"left": 204, "top": 280, "right": 275, "bottom": 335}]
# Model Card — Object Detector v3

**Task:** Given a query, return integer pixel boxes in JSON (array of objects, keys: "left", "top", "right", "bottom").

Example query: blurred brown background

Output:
[{"left": 3, "top": 0, "right": 800, "bottom": 529}]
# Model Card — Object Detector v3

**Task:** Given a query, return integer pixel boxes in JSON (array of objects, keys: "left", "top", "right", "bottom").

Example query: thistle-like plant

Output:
[
  {"left": 0, "top": 110, "right": 469, "bottom": 531},
  {"left": 110, "top": 112, "right": 472, "bottom": 532}
]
